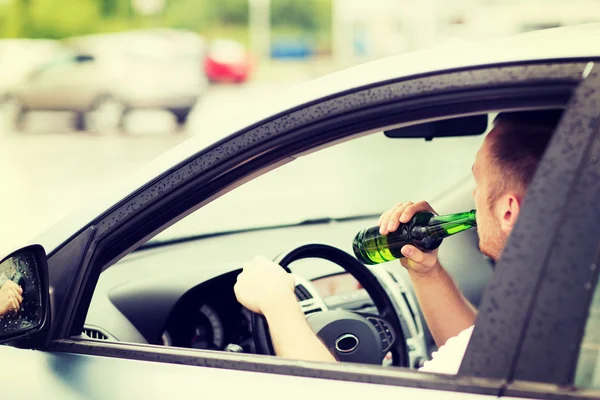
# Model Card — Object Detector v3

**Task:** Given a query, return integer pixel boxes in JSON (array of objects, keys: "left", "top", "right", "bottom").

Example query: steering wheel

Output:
[{"left": 252, "top": 244, "right": 409, "bottom": 367}]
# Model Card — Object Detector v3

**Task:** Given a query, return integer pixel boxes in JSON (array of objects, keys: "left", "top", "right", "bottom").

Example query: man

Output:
[
  {"left": 234, "top": 109, "right": 562, "bottom": 373},
  {"left": 0, "top": 280, "right": 23, "bottom": 317}
]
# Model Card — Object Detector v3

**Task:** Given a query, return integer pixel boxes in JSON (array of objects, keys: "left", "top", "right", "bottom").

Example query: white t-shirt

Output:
[{"left": 418, "top": 325, "right": 474, "bottom": 374}]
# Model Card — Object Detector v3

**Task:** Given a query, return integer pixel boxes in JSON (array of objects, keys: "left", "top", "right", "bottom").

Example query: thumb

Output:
[{"left": 401, "top": 245, "right": 437, "bottom": 268}]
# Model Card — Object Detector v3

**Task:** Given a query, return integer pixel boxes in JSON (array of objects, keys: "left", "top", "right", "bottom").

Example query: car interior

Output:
[{"left": 81, "top": 110, "right": 497, "bottom": 370}]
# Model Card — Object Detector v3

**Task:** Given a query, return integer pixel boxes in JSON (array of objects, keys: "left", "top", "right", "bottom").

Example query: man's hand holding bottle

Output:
[{"left": 377, "top": 201, "right": 442, "bottom": 276}]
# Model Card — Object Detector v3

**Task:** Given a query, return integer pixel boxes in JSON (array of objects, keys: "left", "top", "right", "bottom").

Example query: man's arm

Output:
[
  {"left": 407, "top": 261, "right": 476, "bottom": 346},
  {"left": 263, "top": 291, "right": 336, "bottom": 362},
  {"left": 379, "top": 201, "right": 477, "bottom": 347},
  {"left": 235, "top": 255, "right": 336, "bottom": 362}
]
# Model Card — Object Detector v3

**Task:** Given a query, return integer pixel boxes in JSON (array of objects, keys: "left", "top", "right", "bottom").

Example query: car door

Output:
[
  {"left": 3, "top": 60, "right": 598, "bottom": 399},
  {"left": 460, "top": 62, "right": 600, "bottom": 399}
]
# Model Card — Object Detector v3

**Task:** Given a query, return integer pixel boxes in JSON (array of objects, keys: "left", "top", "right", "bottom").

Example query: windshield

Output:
[{"left": 152, "top": 131, "right": 485, "bottom": 243}]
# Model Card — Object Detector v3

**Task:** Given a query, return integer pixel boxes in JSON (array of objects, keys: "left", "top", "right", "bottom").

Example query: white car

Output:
[{"left": 1, "top": 25, "right": 600, "bottom": 400}]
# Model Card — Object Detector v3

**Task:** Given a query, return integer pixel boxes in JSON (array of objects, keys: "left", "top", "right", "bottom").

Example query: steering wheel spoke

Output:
[{"left": 360, "top": 313, "right": 397, "bottom": 353}]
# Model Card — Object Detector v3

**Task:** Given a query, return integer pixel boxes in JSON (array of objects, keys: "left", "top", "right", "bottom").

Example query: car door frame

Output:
[{"left": 17, "top": 59, "right": 599, "bottom": 397}]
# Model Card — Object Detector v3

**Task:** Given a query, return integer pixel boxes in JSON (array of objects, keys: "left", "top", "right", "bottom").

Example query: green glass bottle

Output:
[{"left": 352, "top": 210, "right": 477, "bottom": 265}]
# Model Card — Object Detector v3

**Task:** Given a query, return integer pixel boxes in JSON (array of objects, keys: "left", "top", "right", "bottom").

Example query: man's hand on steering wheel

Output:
[
  {"left": 234, "top": 245, "right": 409, "bottom": 367},
  {"left": 234, "top": 255, "right": 297, "bottom": 315}
]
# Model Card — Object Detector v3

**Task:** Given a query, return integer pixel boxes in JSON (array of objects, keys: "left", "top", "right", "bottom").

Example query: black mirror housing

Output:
[
  {"left": 384, "top": 114, "right": 488, "bottom": 140},
  {"left": 0, "top": 245, "right": 50, "bottom": 344}
]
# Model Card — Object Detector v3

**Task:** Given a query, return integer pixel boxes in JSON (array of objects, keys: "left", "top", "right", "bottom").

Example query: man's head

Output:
[{"left": 472, "top": 109, "right": 563, "bottom": 261}]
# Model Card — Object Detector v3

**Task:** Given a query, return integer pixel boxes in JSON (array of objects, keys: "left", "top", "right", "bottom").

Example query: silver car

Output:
[
  {"left": 1, "top": 25, "right": 599, "bottom": 399},
  {"left": 1, "top": 30, "right": 208, "bottom": 132}
]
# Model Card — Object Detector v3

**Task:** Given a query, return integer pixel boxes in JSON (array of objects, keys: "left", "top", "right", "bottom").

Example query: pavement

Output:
[{"left": 0, "top": 80, "right": 295, "bottom": 254}]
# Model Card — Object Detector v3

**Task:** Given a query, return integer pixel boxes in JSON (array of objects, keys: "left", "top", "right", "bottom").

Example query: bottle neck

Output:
[{"left": 425, "top": 210, "right": 477, "bottom": 239}]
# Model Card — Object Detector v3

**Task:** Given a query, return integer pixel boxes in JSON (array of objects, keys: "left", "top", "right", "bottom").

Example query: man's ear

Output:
[{"left": 494, "top": 193, "right": 522, "bottom": 235}]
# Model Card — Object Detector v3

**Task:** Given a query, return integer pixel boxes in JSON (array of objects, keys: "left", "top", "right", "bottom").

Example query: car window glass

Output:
[
  {"left": 89, "top": 119, "right": 488, "bottom": 354},
  {"left": 574, "top": 273, "right": 600, "bottom": 389},
  {"left": 153, "top": 128, "right": 487, "bottom": 244}
]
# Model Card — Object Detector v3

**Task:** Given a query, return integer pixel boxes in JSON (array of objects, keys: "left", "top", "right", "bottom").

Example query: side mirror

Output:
[{"left": 0, "top": 245, "right": 49, "bottom": 343}]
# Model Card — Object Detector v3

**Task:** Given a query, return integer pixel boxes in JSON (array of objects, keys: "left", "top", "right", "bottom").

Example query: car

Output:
[
  {"left": 1, "top": 24, "right": 600, "bottom": 399},
  {"left": 204, "top": 39, "right": 253, "bottom": 83},
  {"left": 0, "top": 39, "right": 62, "bottom": 93},
  {"left": 0, "top": 30, "right": 209, "bottom": 132},
  {"left": 0, "top": 39, "right": 62, "bottom": 131}
]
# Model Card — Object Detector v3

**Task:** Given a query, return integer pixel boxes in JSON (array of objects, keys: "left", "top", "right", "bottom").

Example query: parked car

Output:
[
  {"left": 0, "top": 39, "right": 62, "bottom": 130},
  {"left": 204, "top": 39, "right": 253, "bottom": 83},
  {"left": 1, "top": 25, "right": 600, "bottom": 399},
  {"left": 0, "top": 39, "right": 62, "bottom": 93},
  {"left": 0, "top": 30, "right": 209, "bottom": 132}
]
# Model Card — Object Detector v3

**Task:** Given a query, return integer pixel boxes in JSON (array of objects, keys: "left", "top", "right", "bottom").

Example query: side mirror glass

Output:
[{"left": 0, "top": 245, "right": 49, "bottom": 343}]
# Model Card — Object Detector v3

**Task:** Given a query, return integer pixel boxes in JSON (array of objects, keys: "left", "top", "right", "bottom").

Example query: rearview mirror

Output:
[
  {"left": 384, "top": 114, "right": 488, "bottom": 141},
  {"left": 0, "top": 245, "right": 49, "bottom": 343}
]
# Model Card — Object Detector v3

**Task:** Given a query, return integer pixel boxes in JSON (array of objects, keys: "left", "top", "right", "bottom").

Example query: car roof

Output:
[{"left": 30, "top": 24, "right": 600, "bottom": 255}]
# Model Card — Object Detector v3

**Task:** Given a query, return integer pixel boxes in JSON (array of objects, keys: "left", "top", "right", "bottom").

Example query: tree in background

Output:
[
  {"left": 0, "top": 0, "right": 331, "bottom": 52},
  {"left": 0, "top": 0, "right": 100, "bottom": 38},
  {"left": 272, "top": 0, "right": 330, "bottom": 32},
  {"left": 271, "top": 0, "right": 331, "bottom": 53}
]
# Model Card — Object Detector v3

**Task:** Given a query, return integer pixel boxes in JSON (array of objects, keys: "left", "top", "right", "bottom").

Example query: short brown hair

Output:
[{"left": 487, "top": 109, "right": 563, "bottom": 200}]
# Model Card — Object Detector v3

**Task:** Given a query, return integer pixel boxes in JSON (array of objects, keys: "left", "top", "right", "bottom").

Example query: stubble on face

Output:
[{"left": 474, "top": 132, "right": 509, "bottom": 262}]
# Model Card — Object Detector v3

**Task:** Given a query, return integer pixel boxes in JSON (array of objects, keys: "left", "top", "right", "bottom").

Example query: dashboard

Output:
[
  {"left": 158, "top": 272, "right": 369, "bottom": 353},
  {"left": 157, "top": 271, "right": 255, "bottom": 352}
]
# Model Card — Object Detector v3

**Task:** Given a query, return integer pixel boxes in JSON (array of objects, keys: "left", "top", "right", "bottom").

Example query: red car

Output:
[{"left": 204, "top": 39, "right": 253, "bottom": 83}]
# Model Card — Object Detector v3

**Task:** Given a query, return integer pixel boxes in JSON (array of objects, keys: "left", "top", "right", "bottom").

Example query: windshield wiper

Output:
[{"left": 136, "top": 213, "right": 380, "bottom": 252}]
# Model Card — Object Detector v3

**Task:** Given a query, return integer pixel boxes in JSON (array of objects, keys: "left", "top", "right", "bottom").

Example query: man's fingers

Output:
[
  {"left": 400, "top": 201, "right": 436, "bottom": 223},
  {"left": 378, "top": 202, "right": 408, "bottom": 230},
  {"left": 11, "top": 288, "right": 23, "bottom": 304},
  {"left": 380, "top": 202, "right": 411, "bottom": 234},
  {"left": 8, "top": 287, "right": 22, "bottom": 303},
  {"left": 378, "top": 202, "right": 404, "bottom": 225},
  {"left": 12, "top": 297, "right": 20, "bottom": 311},
  {"left": 386, "top": 202, "right": 414, "bottom": 233},
  {"left": 378, "top": 210, "right": 392, "bottom": 233},
  {"left": 377, "top": 212, "right": 386, "bottom": 227},
  {"left": 379, "top": 205, "right": 401, "bottom": 234},
  {"left": 5, "top": 296, "right": 19, "bottom": 312}
]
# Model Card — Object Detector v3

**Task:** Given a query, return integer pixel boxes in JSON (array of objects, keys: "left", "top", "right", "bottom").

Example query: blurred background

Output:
[{"left": 1, "top": 0, "right": 599, "bottom": 252}]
